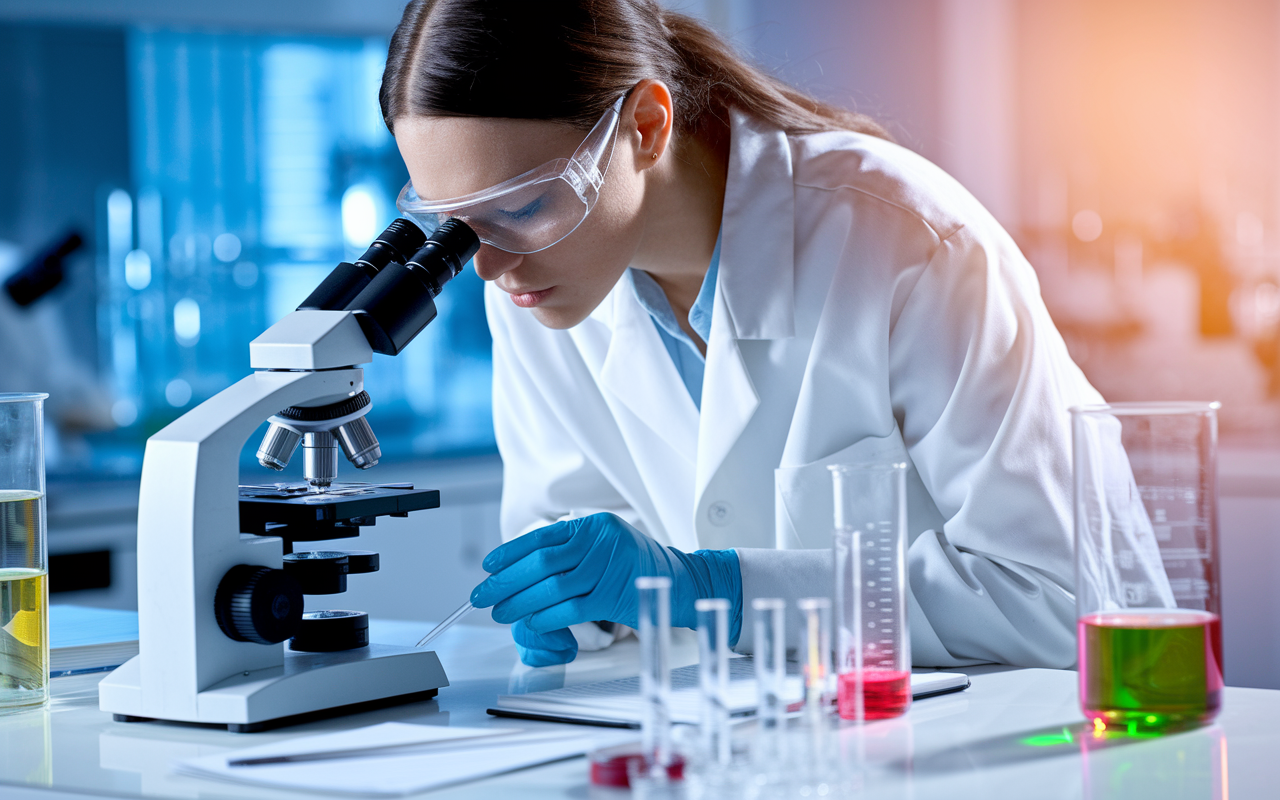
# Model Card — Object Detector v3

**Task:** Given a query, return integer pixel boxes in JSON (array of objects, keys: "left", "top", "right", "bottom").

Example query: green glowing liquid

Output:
[{"left": 1078, "top": 610, "right": 1222, "bottom": 731}]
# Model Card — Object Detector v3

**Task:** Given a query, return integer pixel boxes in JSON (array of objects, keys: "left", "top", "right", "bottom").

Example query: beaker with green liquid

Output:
[
  {"left": 1071, "top": 402, "right": 1222, "bottom": 732},
  {"left": 0, "top": 393, "right": 49, "bottom": 712}
]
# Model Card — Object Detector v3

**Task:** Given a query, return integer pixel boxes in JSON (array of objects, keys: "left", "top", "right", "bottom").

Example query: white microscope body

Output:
[
  {"left": 98, "top": 311, "right": 447, "bottom": 730},
  {"left": 100, "top": 218, "right": 479, "bottom": 731}
]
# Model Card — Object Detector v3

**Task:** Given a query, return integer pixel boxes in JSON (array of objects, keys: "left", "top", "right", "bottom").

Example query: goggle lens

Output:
[
  {"left": 397, "top": 95, "right": 624, "bottom": 255},
  {"left": 401, "top": 173, "right": 590, "bottom": 254}
]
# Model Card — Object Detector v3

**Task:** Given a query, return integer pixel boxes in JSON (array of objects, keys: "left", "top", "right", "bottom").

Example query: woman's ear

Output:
[{"left": 626, "top": 79, "right": 674, "bottom": 169}]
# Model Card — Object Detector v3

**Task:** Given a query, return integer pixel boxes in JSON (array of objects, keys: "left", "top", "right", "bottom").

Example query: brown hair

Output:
[{"left": 379, "top": 0, "right": 889, "bottom": 143}]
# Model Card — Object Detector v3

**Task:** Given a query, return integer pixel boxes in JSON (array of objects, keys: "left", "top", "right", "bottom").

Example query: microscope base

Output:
[{"left": 100, "top": 643, "right": 449, "bottom": 732}]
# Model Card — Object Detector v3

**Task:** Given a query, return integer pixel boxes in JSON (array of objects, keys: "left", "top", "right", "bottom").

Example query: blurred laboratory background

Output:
[{"left": 4, "top": 0, "right": 1280, "bottom": 686}]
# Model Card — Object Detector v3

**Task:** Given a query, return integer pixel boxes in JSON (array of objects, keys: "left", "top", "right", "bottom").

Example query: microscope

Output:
[{"left": 99, "top": 218, "right": 480, "bottom": 732}]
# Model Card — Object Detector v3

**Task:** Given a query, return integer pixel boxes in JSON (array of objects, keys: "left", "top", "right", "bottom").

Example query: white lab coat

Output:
[{"left": 486, "top": 109, "right": 1102, "bottom": 669}]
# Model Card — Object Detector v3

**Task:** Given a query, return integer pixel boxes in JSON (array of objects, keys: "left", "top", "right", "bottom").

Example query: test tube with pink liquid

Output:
[{"left": 831, "top": 463, "right": 911, "bottom": 722}]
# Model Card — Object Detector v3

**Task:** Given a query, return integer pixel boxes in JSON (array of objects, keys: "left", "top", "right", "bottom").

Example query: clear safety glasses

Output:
[{"left": 397, "top": 95, "right": 626, "bottom": 255}]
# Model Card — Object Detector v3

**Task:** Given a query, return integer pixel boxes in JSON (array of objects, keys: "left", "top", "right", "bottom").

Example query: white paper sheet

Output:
[{"left": 174, "top": 721, "right": 636, "bottom": 796}]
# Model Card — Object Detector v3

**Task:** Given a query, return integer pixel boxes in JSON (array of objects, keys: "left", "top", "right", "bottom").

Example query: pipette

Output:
[{"left": 415, "top": 601, "right": 475, "bottom": 648}]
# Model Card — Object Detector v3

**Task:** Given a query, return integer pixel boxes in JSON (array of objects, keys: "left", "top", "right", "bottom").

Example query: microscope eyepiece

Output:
[
  {"left": 347, "top": 218, "right": 480, "bottom": 356},
  {"left": 354, "top": 218, "right": 429, "bottom": 275},
  {"left": 403, "top": 219, "right": 482, "bottom": 297},
  {"left": 296, "top": 219, "right": 428, "bottom": 312}
]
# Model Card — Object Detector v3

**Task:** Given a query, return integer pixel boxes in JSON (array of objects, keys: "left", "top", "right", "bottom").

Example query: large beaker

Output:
[
  {"left": 830, "top": 463, "right": 910, "bottom": 721},
  {"left": 1071, "top": 401, "right": 1222, "bottom": 730},
  {"left": 0, "top": 393, "right": 49, "bottom": 712}
]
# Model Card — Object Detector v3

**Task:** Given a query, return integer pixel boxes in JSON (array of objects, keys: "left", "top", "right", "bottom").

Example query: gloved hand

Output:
[
  {"left": 511, "top": 619, "right": 577, "bottom": 667},
  {"left": 471, "top": 513, "right": 742, "bottom": 665}
]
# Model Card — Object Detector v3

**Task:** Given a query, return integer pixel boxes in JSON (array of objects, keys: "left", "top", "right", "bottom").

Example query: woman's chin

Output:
[{"left": 530, "top": 303, "right": 593, "bottom": 330}]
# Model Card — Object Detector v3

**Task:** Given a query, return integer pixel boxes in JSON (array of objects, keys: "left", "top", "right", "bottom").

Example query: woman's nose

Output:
[{"left": 471, "top": 244, "right": 523, "bottom": 281}]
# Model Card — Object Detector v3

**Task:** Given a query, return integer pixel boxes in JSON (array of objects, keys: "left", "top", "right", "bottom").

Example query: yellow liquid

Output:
[{"left": 0, "top": 489, "right": 48, "bottom": 710}]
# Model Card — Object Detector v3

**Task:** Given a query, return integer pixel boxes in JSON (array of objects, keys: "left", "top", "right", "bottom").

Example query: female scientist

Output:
[{"left": 382, "top": 0, "right": 1102, "bottom": 669}]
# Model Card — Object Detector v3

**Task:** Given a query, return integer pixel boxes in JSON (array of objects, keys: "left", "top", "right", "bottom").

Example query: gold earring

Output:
[{"left": 651, "top": 153, "right": 658, "bottom": 160}]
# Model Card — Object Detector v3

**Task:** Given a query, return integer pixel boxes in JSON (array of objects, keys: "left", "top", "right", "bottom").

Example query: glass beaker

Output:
[
  {"left": 1071, "top": 401, "right": 1222, "bottom": 731},
  {"left": 831, "top": 463, "right": 910, "bottom": 721},
  {"left": 0, "top": 393, "right": 49, "bottom": 712}
]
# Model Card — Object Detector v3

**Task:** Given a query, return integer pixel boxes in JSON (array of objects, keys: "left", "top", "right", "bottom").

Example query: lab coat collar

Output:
[
  {"left": 693, "top": 109, "right": 798, "bottom": 506},
  {"left": 718, "top": 108, "right": 796, "bottom": 341},
  {"left": 599, "top": 271, "right": 700, "bottom": 465},
  {"left": 588, "top": 109, "right": 795, "bottom": 340},
  {"left": 596, "top": 110, "right": 796, "bottom": 512}
]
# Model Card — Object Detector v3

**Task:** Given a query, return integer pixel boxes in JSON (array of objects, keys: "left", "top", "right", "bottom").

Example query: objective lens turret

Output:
[{"left": 254, "top": 391, "right": 381, "bottom": 489}]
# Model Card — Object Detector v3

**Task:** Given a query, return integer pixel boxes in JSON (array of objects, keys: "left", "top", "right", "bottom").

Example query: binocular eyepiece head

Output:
[
  {"left": 295, "top": 217, "right": 480, "bottom": 357},
  {"left": 262, "top": 218, "right": 481, "bottom": 488},
  {"left": 352, "top": 218, "right": 429, "bottom": 276},
  {"left": 347, "top": 219, "right": 481, "bottom": 356}
]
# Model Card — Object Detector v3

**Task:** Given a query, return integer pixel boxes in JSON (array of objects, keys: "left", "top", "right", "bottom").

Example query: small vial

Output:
[
  {"left": 637, "top": 576, "right": 673, "bottom": 775},
  {"left": 696, "top": 598, "right": 732, "bottom": 767}
]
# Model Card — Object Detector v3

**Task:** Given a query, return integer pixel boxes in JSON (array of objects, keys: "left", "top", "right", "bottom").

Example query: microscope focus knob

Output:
[{"left": 214, "top": 565, "right": 304, "bottom": 645}]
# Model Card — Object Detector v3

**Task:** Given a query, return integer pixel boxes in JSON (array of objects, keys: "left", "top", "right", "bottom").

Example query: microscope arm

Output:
[
  {"left": 249, "top": 310, "right": 373, "bottom": 371},
  {"left": 131, "top": 367, "right": 365, "bottom": 717}
]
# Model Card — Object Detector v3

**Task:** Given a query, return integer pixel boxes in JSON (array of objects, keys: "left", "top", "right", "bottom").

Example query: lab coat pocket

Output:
[{"left": 774, "top": 433, "right": 910, "bottom": 551}]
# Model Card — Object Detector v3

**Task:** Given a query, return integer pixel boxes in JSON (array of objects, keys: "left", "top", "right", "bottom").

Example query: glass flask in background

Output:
[
  {"left": 0, "top": 393, "right": 49, "bottom": 712},
  {"left": 1071, "top": 401, "right": 1223, "bottom": 731},
  {"left": 831, "top": 463, "right": 910, "bottom": 721}
]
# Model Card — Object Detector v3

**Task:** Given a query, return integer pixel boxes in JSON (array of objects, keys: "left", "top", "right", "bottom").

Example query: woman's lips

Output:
[{"left": 509, "top": 287, "right": 554, "bottom": 308}]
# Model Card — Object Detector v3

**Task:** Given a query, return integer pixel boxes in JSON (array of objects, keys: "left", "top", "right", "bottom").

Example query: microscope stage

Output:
[{"left": 239, "top": 483, "right": 440, "bottom": 541}]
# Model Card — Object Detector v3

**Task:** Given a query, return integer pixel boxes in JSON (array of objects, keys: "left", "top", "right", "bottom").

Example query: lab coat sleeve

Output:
[
  {"left": 486, "top": 284, "right": 633, "bottom": 651},
  {"left": 734, "top": 547, "right": 831, "bottom": 654},
  {"left": 734, "top": 222, "right": 1087, "bottom": 667},
  {"left": 886, "top": 223, "right": 1092, "bottom": 669}
]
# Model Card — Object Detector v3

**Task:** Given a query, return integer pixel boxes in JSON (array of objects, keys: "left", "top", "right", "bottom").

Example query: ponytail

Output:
[
  {"left": 657, "top": 11, "right": 889, "bottom": 139},
  {"left": 381, "top": 0, "right": 889, "bottom": 142}
]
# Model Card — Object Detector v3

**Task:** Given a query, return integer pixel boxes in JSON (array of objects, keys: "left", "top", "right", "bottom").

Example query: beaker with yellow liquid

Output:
[{"left": 1, "top": 394, "right": 49, "bottom": 712}]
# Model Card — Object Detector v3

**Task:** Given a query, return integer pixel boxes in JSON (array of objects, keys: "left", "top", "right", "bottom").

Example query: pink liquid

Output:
[{"left": 837, "top": 670, "right": 911, "bottom": 720}]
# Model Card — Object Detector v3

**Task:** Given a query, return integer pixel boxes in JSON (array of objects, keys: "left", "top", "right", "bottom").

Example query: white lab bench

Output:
[{"left": 0, "top": 619, "right": 1275, "bottom": 799}]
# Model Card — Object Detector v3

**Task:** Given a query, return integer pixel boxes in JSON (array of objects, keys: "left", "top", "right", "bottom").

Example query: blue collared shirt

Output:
[{"left": 628, "top": 233, "right": 721, "bottom": 410}]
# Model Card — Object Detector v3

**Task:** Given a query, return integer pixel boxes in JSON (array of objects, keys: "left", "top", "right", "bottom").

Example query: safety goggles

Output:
[{"left": 397, "top": 95, "right": 626, "bottom": 255}]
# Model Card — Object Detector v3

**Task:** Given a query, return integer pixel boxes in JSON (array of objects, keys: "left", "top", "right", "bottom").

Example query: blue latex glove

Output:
[
  {"left": 511, "top": 619, "right": 577, "bottom": 667},
  {"left": 471, "top": 513, "right": 742, "bottom": 666}
]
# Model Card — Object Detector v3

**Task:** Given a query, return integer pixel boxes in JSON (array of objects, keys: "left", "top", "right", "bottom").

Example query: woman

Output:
[{"left": 382, "top": 0, "right": 1100, "bottom": 668}]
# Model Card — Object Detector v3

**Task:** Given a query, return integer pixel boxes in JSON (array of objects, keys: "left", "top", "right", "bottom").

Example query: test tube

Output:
[
  {"left": 797, "top": 597, "right": 834, "bottom": 720},
  {"left": 749, "top": 596, "right": 788, "bottom": 785},
  {"left": 752, "top": 598, "right": 786, "bottom": 730},
  {"left": 796, "top": 597, "right": 838, "bottom": 792},
  {"left": 637, "top": 576, "right": 673, "bottom": 774},
  {"left": 696, "top": 598, "right": 732, "bottom": 767}
]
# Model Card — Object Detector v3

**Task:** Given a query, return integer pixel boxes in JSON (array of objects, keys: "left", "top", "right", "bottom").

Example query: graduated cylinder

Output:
[{"left": 831, "top": 462, "right": 910, "bottom": 721}]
